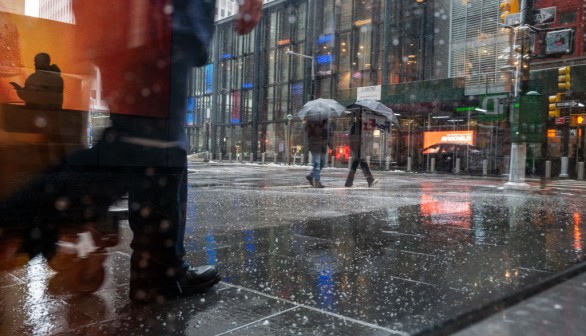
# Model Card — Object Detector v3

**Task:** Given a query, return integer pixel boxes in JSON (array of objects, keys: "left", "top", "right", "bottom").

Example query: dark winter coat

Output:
[
  {"left": 16, "top": 65, "right": 63, "bottom": 110},
  {"left": 305, "top": 120, "right": 331, "bottom": 154}
]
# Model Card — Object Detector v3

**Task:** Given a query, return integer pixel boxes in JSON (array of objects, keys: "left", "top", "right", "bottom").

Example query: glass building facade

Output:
[{"left": 188, "top": 0, "right": 586, "bottom": 176}]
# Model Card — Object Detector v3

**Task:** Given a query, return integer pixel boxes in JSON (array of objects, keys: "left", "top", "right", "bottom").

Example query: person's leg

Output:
[
  {"left": 359, "top": 160, "right": 378, "bottom": 187},
  {"left": 310, "top": 150, "right": 321, "bottom": 182},
  {"left": 0, "top": 133, "right": 130, "bottom": 262},
  {"left": 359, "top": 159, "right": 372, "bottom": 178},
  {"left": 345, "top": 159, "right": 360, "bottom": 187},
  {"left": 125, "top": 29, "right": 219, "bottom": 303},
  {"left": 312, "top": 151, "right": 327, "bottom": 188},
  {"left": 127, "top": 160, "right": 185, "bottom": 299},
  {"left": 319, "top": 151, "right": 327, "bottom": 171}
]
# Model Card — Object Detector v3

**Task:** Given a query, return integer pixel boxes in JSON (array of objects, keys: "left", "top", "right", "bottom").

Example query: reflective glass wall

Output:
[{"left": 189, "top": 0, "right": 586, "bottom": 176}]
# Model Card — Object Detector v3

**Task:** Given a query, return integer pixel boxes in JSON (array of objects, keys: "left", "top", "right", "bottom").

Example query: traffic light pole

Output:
[
  {"left": 560, "top": 105, "right": 570, "bottom": 178},
  {"left": 503, "top": 0, "right": 531, "bottom": 190}
]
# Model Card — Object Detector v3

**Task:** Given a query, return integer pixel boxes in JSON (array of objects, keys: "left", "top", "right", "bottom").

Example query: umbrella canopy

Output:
[
  {"left": 297, "top": 98, "right": 346, "bottom": 121},
  {"left": 351, "top": 99, "right": 400, "bottom": 126}
]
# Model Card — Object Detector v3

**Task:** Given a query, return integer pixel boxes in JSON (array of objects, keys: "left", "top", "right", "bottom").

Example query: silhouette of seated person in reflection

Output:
[{"left": 10, "top": 53, "right": 63, "bottom": 111}]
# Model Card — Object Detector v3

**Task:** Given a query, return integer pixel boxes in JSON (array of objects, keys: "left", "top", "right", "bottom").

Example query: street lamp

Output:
[
  {"left": 286, "top": 113, "right": 293, "bottom": 165},
  {"left": 286, "top": 50, "right": 315, "bottom": 82},
  {"left": 287, "top": 49, "right": 315, "bottom": 165}
]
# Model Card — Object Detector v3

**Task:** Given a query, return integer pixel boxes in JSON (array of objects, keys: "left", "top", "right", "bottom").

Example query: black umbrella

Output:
[
  {"left": 297, "top": 98, "right": 346, "bottom": 121},
  {"left": 352, "top": 99, "right": 400, "bottom": 126}
]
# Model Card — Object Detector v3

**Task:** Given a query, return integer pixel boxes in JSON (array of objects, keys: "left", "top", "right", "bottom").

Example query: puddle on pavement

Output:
[{"left": 208, "top": 193, "right": 586, "bottom": 334}]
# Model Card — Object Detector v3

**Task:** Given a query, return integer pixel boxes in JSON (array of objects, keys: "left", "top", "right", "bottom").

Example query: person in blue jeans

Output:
[
  {"left": 305, "top": 119, "right": 332, "bottom": 188},
  {"left": 0, "top": 0, "right": 262, "bottom": 304}
]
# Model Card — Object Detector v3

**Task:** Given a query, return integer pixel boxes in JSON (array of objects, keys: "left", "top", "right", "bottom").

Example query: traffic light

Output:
[
  {"left": 570, "top": 115, "right": 586, "bottom": 126},
  {"left": 548, "top": 93, "right": 561, "bottom": 118},
  {"left": 558, "top": 66, "right": 571, "bottom": 91},
  {"left": 499, "top": 0, "right": 519, "bottom": 23}
]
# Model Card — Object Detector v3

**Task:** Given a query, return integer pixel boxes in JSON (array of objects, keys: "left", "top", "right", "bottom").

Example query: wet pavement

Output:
[{"left": 2, "top": 162, "right": 586, "bottom": 335}]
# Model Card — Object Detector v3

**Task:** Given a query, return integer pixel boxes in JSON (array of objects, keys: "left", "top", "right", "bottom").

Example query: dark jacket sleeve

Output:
[{"left": 172, "top": 0, "right": 217, "bottom": 67}]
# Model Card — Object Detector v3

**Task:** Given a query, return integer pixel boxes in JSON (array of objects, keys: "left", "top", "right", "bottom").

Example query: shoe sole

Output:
[
  {"left": 183, "top": 275, "right": 221, "bottom": 294},
  {"left": 368, "top": 179, "right": 379, "bottom": 187},
  {"left": 130, "top": 275, "right": 221, "bottom": 304}
]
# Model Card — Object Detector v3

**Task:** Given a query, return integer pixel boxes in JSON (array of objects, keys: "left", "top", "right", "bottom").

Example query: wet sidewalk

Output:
[{"left": 1, "top": 164, "right": 586, "bottom": 335}]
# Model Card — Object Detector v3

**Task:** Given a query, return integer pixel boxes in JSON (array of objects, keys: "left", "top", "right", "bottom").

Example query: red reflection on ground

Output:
[
  {"left": 573, "top": 212, "right": 582, "bottom": 253},
  {"left": 420, "top": 185, "right": 471, "bottom": 229}
]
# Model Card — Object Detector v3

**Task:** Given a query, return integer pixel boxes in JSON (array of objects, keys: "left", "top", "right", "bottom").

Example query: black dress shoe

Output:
[
  {"left": 305, "top": 175, "right": 314, "bottom": 186},
  {"left": 175, "top": 265, "right": 221, "bottom": 296},
  {"left": 130, "top": 264, "right": 221, "bottom": 304}
]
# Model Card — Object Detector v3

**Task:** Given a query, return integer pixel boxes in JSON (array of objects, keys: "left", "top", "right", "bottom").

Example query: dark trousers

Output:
[
  {"left": 0, "top": 126, "right": 188, "bottom": 276},
  {"left": 346, "top": 158, "right": 373, "bottom": 185},
  {"left": 0, "top": 24, "right": 195, "bottom": 279}
]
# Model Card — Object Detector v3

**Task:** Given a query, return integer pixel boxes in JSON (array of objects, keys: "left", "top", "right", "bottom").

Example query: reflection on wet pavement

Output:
[{"left": 2, "top": 165, "right": 586, "bottom": 335}]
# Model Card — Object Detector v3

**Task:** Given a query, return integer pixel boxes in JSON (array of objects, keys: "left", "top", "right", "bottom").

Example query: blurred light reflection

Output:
[{"left": 573, "top": 212, "right": 582, "bottom": 254}]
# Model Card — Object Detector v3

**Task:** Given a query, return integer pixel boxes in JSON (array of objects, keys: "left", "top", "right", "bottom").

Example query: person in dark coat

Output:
[
  {"left": 0, "top": 0, "right": 262, "bottom": 304},
  {"left": 345, "top": 112, "right": 378, "bottom": 188}
]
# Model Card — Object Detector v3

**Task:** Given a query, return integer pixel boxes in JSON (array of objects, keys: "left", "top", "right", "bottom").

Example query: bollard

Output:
[
  {"left": 454, "top": 158, "right": 461, "bottom": 174},
  {"left": 308, "top": 152, "right": 313, "bottom": 166},
  {"left": 348, "top": 157, "right": 353, "bottom": 169},
  {"left": 262, "top": 152, "right": 265, "bottom": 164},
  {"left": 274, "top": 154, "right": 277, "bottom": 164},
  {"left": 430, "top": 157, "right": 435, "bottom": 173},
  {"left": 293, "top": 156, "right": 297, "bottom": 165},
  {"left": 250, "top": 153, "right": 254, "bottom": 163},
  {"left": 502, "top": 155, "right": 510, "bottom": 176},
  {"left": 579, "top": 162, "right": 585, "bottom": 180},
  {"left": 219, "top": 153, "right": 223, "bottom": 162},
  {"left": 385, "top": 156, "right": 391, "bottom": 171},
  {"left": 205, "top": 151, "right": 209, "bottom": 162},
  {"left": 545, "top": 160, "right": 551, "bottom": 178},
  {"left": 366, "top": 156, "right": 371, "bottom": 166},
  {"left": 229, "top": 152, "right": 232, "bottom": 162},
  {"left": 407, "top": 157, "right": 412, "bottom": 172},
  {"left": 331, "top": 155, "right": 336, "bottom": 168},
  {"left": 300, "top": 155, "right": 304, "bottom": 165},
  {"left": 482, "top": 159, "right": 488, "bottom": 176},
  {"left": 560, "top": 157, "right": 569, "bottom": 178}
]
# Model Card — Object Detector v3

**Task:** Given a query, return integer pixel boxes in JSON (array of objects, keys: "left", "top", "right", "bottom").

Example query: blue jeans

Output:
[{"left": 310, "top": 151, "right": 327, "bottom": 181}]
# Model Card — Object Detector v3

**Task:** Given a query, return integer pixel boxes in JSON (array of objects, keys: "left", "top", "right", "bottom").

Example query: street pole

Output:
[
  {"left": 286, "top": 50, "right": 315, "bottom": 163},
  {"left": 503, "top": 0, "right": 531, "bottom": 190},
  {"left": 287, "top": 113, "right": 293, "bottom": 165}
]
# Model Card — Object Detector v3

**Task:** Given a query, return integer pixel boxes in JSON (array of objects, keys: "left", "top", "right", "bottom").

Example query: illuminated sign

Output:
[
  {"left": 317, "top": 34, "right": 333, "bottom": 44},
  {"left": 545, "top": 29, "right": 574, "bottom": 55},
  {"left": 423, "top": 130, "right": 475, "bottom": 148},
  {"left": 205, "top": 64, "right": 214, "bottom": 94},
  {"left": 317, "top": 54, "right": 333, "bottom": 64},
  {"left": 354, "top": 19, "right": 372, "bottom": 26},
  {"left": 356, "top": 85, "right": 381, "bottom": 101}
]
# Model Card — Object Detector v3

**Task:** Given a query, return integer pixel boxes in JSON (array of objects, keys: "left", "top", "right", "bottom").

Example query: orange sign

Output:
[{"left": 423, "top": 131, "right": 474, "bottom": 148}]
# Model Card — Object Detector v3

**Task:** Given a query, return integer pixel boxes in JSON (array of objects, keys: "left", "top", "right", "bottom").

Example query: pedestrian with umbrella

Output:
[
  {"left": 298, "top": 98, "right": 345, "bottom": 188},
  {"left": 344, "top": 100, "right": 399, "bottom": 188},
  {"left": 344, "top": 111, "right": 378, "bottom": 188}
]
